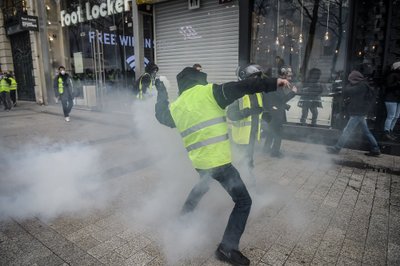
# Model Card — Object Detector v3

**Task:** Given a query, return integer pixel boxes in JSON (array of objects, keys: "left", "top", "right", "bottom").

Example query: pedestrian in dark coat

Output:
[
  {"left": 383, "top": 61, "right": 400, "bottom": 140},
  {"left": 326, "top": 70, "right": 381, "bottom": 156}
]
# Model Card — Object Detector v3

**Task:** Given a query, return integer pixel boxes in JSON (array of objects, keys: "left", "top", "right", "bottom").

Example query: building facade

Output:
[{"left": 1, "top": 0, "right": 399, "bottom": 130}]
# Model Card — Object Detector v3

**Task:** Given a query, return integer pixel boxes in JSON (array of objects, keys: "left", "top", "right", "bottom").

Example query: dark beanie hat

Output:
[{"left": 176, "top": 67, "right": 208, "bottom": 95}]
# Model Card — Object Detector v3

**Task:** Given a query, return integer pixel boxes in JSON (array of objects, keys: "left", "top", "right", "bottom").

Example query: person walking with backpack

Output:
[{"left": 326, "top": 70, "right": 381, "bottom": 156}]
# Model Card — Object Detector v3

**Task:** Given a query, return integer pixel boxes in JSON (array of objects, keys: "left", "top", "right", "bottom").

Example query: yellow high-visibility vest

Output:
[
  {"left": 0, "top": 78, "right": 10, "bottom": 93},
  {"left": 58, "top": 77, "right": 64, "bottom": 94},
  {"left": 230, "top": 93, "right": 263, "bottom": 144},
  {"left": 137, "top": 73, "right": 152, "bottom": 99},
  {"left": 9, "top": 77, "right": 17, "bottom": 91},
  {"left": 170, "top": 83, "right": 231, "bottom": 169}
]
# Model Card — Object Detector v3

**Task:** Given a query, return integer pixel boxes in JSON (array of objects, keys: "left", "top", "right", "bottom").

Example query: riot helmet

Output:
[{"left": 236, "top": 64, "right": 263, "bottom": 80}]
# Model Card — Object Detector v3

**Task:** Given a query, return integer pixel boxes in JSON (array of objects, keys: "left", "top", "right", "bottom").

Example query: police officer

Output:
[
  {"left": 263, "top": 66, "right": 297, "bottom": 158},
  {"left": 8, "top": 72, "right": 18, "bottom": 107},
  {"left": 155, "top": 65, "right": 289, "bottom": 266},
  {"left": 134, "top": 62, "right": 159, "bottom": 100},
  {"left": 53, "top": 66, "right": 74, "bottom": 122},
  {"left": 227, "top": 65, "right": 264, "bottom": 173},
  {"left": 0, "top": 72, "right": 12, "bottom": 111}
]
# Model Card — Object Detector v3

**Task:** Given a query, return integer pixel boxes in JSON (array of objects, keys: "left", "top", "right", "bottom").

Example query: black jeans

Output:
[
  {"left": 60, "top": 93, "right": 74, "bottom": 117},
  {"left": 181, "top": 163, "right": 252, "bottom": 250},
  {"left": 264, "top": 118, "right": 283, "bottom": 154},
  {"left": 1, "top": 91, "right": 12, "bottom": 110}
]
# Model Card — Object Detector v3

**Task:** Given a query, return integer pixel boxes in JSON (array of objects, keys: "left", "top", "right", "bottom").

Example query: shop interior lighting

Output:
[
  {"left": 324, "top": 0, "right": 330, "bottom": 43},
  {"left": 46, "top": 5, "right": 50, "bottom": 10}
]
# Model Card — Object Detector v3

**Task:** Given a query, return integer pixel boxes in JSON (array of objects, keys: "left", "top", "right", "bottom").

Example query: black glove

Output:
[
  {"left": 241, "top": 107, "right": 263, "bottom": 117},
  {"left": 155, "top": 78, "right": 166, "bottom": 92},
  {"left": 263, "top": 112, "right": 272, "bottom": 122},
  {"left": 285, "top": 104, "right": 291, "bottom": 111}
]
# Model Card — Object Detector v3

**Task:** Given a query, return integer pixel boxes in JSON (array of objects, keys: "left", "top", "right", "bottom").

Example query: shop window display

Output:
[
  {"left": 57, "top": 0, "right": 154, "bottom": 108},
  {"left": 251, "top": 0, "right": 350, "bottom": 127}
]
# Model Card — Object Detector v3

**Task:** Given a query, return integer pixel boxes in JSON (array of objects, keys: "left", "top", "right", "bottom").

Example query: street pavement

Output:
[{"left": 0, "top": 101, "right": 399, "bottom": 266}]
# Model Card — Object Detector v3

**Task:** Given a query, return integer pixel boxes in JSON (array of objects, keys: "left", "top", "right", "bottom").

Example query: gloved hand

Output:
[
  {"left": 155, "top": 78, "right": 166, "bottom": 92},
  {"left": 285, "top": 104, "right": 291, "bottom": 111},
  {"left": 241, "top": 107, "right": 264, "bottom": 117}
]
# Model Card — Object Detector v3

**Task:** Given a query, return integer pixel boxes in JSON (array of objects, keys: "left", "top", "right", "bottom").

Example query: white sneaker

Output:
[{"left": 65, "top": 116, "right": 70, "bottom": 122}]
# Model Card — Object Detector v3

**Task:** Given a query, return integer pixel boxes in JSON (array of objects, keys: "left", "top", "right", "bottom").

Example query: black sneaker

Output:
[
  {"left": 326, "top": 146, "right": 340, "bottom": 154},
  {"left": 383, "top": 132, "right": 397, "bottom": 141},
  {"left": 215, "top": 244, "right": 250, "bottom": 266},
  {"left": 365, "top": 151, "right": 381, "bottom": 157}
]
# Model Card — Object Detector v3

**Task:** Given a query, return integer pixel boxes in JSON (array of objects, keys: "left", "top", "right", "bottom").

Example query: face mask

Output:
[{"left": 60, "top": 70, "right": 66, "bottom": 75}]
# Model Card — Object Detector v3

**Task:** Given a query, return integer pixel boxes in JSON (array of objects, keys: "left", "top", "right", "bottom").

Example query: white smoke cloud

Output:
[{"left": 0, "top": 141, "right": 115, "bottom": 221}]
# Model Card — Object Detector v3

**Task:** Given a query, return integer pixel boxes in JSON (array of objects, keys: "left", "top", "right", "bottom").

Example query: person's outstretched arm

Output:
[
  {"left": 213, "top": 77, "right": 288, "bottom": 109},
  {"left": 154, "top": 79, "right": 176, "bottom": 128}
]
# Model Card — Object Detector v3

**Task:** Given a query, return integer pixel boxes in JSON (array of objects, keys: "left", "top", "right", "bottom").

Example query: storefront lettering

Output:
[
  {"left": 60, "top": 0, "right": 131, "bottom": 27},
  {"left": 88, "top": 31, "right": 153, "bottom": 48}
]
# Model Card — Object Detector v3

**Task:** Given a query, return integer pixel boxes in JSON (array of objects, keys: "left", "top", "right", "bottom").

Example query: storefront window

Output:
[
  {"left": 59, "top": 0, "right": 154, "bottom": 101},
  {"left": 252, "top": 0, "right": 350, "bottom": 127}
]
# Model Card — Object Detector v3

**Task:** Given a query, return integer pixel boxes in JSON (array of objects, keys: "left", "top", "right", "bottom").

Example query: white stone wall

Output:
[{"left": 0, "top": 10, "right": 14, "bottom": 72}]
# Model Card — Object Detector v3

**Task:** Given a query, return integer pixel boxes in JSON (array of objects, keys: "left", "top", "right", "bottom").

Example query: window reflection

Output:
[{"left": 252, "top": 0, "right": 349, "bottom": 126}]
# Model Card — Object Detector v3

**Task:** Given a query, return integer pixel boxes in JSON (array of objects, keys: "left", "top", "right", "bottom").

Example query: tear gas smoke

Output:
[{"left": 0, "top": 141, "right": 115, "bottom": 221}]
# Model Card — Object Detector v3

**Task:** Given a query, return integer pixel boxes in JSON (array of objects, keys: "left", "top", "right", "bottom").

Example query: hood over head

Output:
[
  {"left": 176, "top": 67, "right": 208, "bottom": 95},
  {"left": 348, "top": 70, "right": 365, "bottom": 85}
]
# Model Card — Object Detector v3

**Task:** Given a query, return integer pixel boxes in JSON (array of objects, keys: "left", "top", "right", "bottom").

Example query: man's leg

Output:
[
  {"left": 60, "top": 95, "right": 69, "bottom": 117},
  {"left": 181, "top": 171, "right": 211, "bottom": 214},
  {"left": 300, "top": 104, "right": 309, "bottom": 124},
  {"left": 310, "top": 105, "right": 318, "bottom": 125},
  {"left": 270, "top": 120, "right": 282, "bottom": 155},
  {"left": 213, "top": 164, "right": 252, "bottom": 250},
  {"left": 333, "top": 116, "right": 361, "bottom": 151},
  {"left": 359, "top": 118, "right": 380, "bottom": 153},
  {"left": 66, "top": 96, "right": 74, "bottom": 116}
]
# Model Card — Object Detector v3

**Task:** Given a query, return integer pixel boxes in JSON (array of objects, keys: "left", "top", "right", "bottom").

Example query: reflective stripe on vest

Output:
[
  {"left": 230, "top": 93, "right": 263, "bottom": 144},
  {"left": 0, "top": 79, "right": 9, "bottom": 92},
  {"left": 170, "top": 83, "right": 231, "bottom": 169},
  {"left": 9, "top": 78, "right": 17, "bottom": 90},
  {"left": 58, "top": 77, "right": 64, "bottom": 94}
]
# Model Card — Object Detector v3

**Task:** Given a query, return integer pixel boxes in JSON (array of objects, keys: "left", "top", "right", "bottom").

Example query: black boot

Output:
[
  {"left": 215, "top": 244, "right": 250, "bottom": 266},
  {"left": 383, "top": 131, "right": 397, "bottom": 141}
]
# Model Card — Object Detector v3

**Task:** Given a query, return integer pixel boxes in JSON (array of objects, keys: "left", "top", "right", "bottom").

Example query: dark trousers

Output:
[
  {"left": 181, "top": 163, "right": 252, "bottom": 250},
  {"left": 10, "top": 90, "right": 16, "bottom": 105},
  {"left": 264, "top": 119, "right": 283, "bottom": 153},
  {"left": 1, "top": 91, "right": 12, "bottom": 110},
  {"left": 60, "top": 93, "right": 74, "bottom": 117},
  {"left": 301, "top": 102, "right": 318, "bottom": 125}
]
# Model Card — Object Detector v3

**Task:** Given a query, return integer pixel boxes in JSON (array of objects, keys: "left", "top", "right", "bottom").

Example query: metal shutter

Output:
[{"left": 154, "top": 0, "right": 239, "bottom": 96}]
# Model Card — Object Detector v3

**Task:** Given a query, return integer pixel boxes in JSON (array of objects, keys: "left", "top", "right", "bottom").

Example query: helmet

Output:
[
  {"left": 236, "top": 64, "right": 263, "bottom": 80},
  {"left": 278, "top": 66, "right": 292, "bottom": 77}
]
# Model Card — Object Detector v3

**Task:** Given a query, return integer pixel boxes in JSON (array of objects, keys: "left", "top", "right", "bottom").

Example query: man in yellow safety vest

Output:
[
  {"left": 227, "top": 65, "right": 264, "bottom": 174},
  {"left": 53, "top": 66, "right": 74, "bottom": 122},
  {"left": 154, "top": 65, "right": 289, "bottom": 266},
  {"left": 0, "top": 72, "right": 12, "bottom": 111}
]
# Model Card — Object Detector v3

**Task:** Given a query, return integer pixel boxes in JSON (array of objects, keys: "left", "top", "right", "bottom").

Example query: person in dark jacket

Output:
[
  {"left": 298, "top": 68, "right": 323, "bottom": 126},
  {"left": 154, "top": 65, "right": 289, "bottom": 266},
  {"left": 133, "top": 62, "right": 159, "bottom": 100},
  {"left": 383, "top": 61, "right": 400, "bottom": 140},
  {"left": 326, "top": 70, "right": 381, "bottom": 156},
  {"left": 53, "top": 66, "right": 74, "bottom": 122},
  {"left": 263, "top": 66, "right": 297, "bottom": 157}
]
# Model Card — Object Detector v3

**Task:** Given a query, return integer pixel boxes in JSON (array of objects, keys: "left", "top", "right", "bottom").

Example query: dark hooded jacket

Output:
[
  {"left": 343, "top": 70, "right": 375, "bottom": 116},
  {"left": 155, "top": 67, "right": 278, "bottom": 128},
  {"left": 384, "top": 68, "right": 400, "bottom": 102}
]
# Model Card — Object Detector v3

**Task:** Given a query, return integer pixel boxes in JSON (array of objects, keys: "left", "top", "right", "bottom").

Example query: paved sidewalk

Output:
[{"left": 0, "top": 102, "right": 399, "bottom": 265}]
